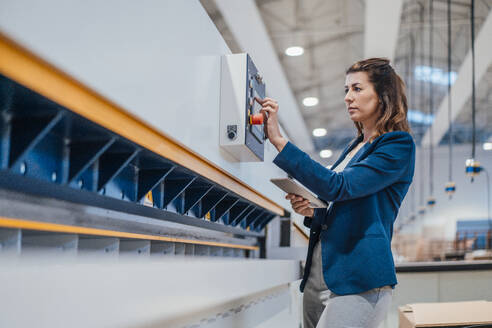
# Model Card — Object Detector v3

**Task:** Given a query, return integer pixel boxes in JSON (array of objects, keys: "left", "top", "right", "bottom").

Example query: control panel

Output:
[{"left": 220, "top": 54, "right": 265, "bottom": 162}]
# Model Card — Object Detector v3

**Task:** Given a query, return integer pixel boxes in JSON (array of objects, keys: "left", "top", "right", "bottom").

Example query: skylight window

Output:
[
  {"left": 414, "top": 65, "right": 457, "bottom": 85},
  {"left": 407, "top": 109, "right": 434, "bottom": 125}
]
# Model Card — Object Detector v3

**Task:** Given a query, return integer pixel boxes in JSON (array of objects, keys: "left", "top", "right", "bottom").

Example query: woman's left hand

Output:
[{"left": 256, "top": 97, "right": 288, "bottom": 152}]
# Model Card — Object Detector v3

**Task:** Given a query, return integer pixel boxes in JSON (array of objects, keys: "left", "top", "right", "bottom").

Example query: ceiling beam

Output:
[
  {"left": 364, "top": 0, "right": 404, "bottom": 62},
  {"left": 213, "top": 0, "right": 314, "bottom": 152},
  {"left": 421, "top": 11, "right": 492, "bottom": 147}
]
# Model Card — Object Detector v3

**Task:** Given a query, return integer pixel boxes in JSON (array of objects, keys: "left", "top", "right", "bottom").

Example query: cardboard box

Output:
[{"left": 399, "top": 301, "right": 492, "bottom": 328}]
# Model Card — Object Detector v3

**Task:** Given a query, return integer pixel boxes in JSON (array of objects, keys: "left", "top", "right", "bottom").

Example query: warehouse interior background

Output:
[{"left": 0, "top": 0, "right": 491, "bottom": 327}]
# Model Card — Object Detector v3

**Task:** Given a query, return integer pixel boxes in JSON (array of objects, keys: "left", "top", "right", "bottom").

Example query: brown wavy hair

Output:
[{"left": 346, "top": 58, "right": 411, "bottom": 141}]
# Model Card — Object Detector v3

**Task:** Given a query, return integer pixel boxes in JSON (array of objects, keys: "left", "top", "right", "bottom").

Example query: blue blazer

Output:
[{"left": 273, "top": 131, "right": 415, "bottom": 295}]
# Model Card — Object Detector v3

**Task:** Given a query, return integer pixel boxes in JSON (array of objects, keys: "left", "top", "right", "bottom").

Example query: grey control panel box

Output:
[{"left": 219, "top": 53, "right": 265, "bottom": 162}]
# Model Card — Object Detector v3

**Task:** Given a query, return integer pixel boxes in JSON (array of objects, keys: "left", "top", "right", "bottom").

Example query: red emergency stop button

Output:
[{"left": 249, "top": 113, "right": 264, "bottom": 125}]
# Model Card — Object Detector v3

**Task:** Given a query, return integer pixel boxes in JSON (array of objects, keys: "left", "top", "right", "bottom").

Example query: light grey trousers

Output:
[{"left": 303, "top": 241, "right": 393, "bottom": 328}]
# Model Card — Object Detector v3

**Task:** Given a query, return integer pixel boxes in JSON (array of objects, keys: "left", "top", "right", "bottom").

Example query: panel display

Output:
[{"left": 244, "top": 55, "right": 265, "bottom": 161}]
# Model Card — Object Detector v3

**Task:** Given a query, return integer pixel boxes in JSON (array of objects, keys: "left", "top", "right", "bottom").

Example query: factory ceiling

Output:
[{"left": 201, "top": 0, "right": 492, "bottom": 165}]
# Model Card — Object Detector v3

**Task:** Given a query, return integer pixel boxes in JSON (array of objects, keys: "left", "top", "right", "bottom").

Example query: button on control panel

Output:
[{"left": 219, "top": 54, "right": 265, "bottom": 162}]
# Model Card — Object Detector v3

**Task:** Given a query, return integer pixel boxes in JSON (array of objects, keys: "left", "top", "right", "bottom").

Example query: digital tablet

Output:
[{"left": 270, "top": 178, "right": 328, "bottom": 208}]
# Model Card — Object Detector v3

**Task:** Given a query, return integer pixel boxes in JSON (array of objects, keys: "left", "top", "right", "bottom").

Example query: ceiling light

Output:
[
  {"left": 319, "top": 149, "right": 333, "bottom": 158},
  {"left": 303, "top": 97, "right": 319, "bottom": 107},
  {"left": 483, "top": 142, "right": 492, "bottom": 151},
  {"left": 285, "top": 46, "right": 304, "bottom": 56},
  {"left": 312, "top": 128, "right": 327, "bottom": 137}
]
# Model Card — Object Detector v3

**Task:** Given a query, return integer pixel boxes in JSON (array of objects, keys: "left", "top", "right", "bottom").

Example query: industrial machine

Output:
[{"left": 0, "top": 2, "right": 301, "bottom": 327}]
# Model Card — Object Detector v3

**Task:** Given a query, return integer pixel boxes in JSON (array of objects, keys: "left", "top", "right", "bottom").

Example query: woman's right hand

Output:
[{"left": 286, "top": 193, "right": 314, "bottom": 217}]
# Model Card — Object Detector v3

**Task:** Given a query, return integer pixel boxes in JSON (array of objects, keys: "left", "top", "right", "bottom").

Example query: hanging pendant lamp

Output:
[
  {"left": 465, "top": 0, "right": 483, "bottom": 181},
  {"left": 445, "top": 0, "right": 456, "bottom": 198},
  {"left": 418, "top": 2, "right": 427, "bottom": 216},
  {"left": 462, "top": 0, "right": 490, "bottom": 249},
  {"left": 409, "top": 28, "right": 417, "bottom": 221},
  {"left": 427, "top": 0, "right": 436, "bottom": 208},
  {"left": 405, "top": 30, "right": 417, "bottom": 221}
]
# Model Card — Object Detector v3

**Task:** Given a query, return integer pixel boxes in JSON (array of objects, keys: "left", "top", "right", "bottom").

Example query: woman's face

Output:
[{"left": 344, "top": 71, "right": 380, "bottom": 124}]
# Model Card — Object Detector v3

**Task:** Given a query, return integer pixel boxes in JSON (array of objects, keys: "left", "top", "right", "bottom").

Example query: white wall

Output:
[{"left": 398, "top": 143, "right": 492, "bottom": 240}]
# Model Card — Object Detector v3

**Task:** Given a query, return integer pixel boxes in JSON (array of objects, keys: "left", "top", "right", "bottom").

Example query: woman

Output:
[{"left": 258, "top": 58, "right": 415, "bottom": 328}]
